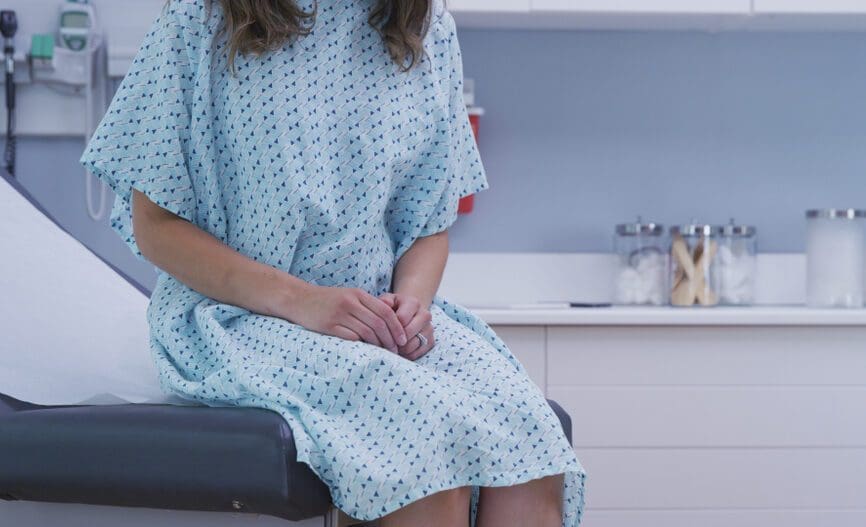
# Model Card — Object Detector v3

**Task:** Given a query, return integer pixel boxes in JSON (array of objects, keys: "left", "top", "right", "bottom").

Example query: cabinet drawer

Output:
[
  {"left": 551, "top": 385, "right": 866, "bottom": 447},
  {"left": 449, "top": 0, "right": 530, "bottom": 12},
  {"left": 582, "top": 510, "right": 866, "bottom": 527},
  {"left": 531, "top": 0, "right": 750, "bottom": 14},
  {"left": 547, "top": 326, "right": 866, "bottom": 386},
  {"left": 577, "top": 447, "right": 866, "bottom": 509},
  {"left": 755, "top": 0, "right": 866, "bottom": 13}
]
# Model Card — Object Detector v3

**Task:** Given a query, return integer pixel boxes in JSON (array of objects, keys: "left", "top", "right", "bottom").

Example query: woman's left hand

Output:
[{"left": 379, "top": 292, "right": 434, "bottom": 360}]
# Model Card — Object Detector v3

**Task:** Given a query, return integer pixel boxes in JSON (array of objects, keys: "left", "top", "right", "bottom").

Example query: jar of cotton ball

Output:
[
  {"left": 613, "top": 219, "right": 668, "bottom": 306},
  {"left": 716, "top": 220, "right": 758, "bottom": 306}
]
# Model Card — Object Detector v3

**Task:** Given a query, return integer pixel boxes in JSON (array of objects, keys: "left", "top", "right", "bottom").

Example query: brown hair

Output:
[{"left": 169, "top": 0, "right": 434, "bottom": 74}]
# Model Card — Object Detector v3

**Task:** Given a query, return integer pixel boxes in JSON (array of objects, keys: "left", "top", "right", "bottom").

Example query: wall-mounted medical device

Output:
[
  {"left": 5, "top": 0, "right": 109, "bottom": 219},
  {"left": 1, "top": 10, "right": 18, "bottom": 178},
  {"left": 59, "top": 0, "right": 97, "bottom": 52},
  {"left": 25, "top": 1, "right": 103, "bottom": 92}
]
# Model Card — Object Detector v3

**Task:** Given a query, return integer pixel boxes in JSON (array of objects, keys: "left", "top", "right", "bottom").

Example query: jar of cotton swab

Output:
[
  {"left": 669, "top": 223, "right": 722, "bottom": 307},
  {"left": 716, "top": 220, "right": 758, "bottom": 306},
  {"left": 613, "top": 218, "right": 668, "bottom": 306}
]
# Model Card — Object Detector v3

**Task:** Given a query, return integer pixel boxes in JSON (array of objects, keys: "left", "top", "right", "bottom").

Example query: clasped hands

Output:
[{"left": 299, "top": 285, "right": 434, "bottom": 360}]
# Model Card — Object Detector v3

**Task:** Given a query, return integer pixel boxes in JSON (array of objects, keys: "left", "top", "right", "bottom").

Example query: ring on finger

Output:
[{"left": 415, "top": 332, "right": 428, "bottom": 347}]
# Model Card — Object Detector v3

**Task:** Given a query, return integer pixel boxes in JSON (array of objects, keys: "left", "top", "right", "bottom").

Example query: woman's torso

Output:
[{"left": 182, "top": 0, "right": 452, "bottom": 297}]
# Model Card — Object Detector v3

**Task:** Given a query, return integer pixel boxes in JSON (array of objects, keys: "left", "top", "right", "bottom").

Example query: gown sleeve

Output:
[
  {"left": 79, "top": 3, "right": 200, "bottom": 262},
  {"left": 416, "top": 10, "right": 490, "bottom": 238}
]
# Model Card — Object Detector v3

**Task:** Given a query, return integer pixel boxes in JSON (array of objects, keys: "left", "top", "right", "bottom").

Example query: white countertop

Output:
[
  {"left": 467, "top": 305, "right": 866, "bottom": 326},
  {"left": 441, "top": 253, "right": 866, "bottom": 326}
]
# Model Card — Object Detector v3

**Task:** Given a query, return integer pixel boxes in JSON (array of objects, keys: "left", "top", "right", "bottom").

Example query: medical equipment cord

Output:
[
  {"left": 84, "top": 33, "right": 108, "bottom": 221},
  {"left": 4, "top": 107, "right": 13, "bottom": 178}
]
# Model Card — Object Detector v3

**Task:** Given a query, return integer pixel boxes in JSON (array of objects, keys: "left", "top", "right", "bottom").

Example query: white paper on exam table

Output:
[{"left": 0, "top": 178, "right": 193, "bottom": 407}]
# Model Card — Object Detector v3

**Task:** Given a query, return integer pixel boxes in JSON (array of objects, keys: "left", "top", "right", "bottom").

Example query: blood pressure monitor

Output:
[{"left": 59, "top": 0, "right": 97, "bottom": 51}]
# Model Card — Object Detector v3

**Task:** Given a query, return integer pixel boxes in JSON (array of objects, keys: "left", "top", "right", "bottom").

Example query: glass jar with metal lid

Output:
[
  {"left": 715, "top": 219, "right": 758, "bottom": 306},
  {"left": 613, "top": 218, "right": 667, "bottom": 306},
  {"left": 806, "top": 209, "right": 866, "bottom": 308},
  {"left": 669, "top": 223, "right": 722, "bottom": 307}
]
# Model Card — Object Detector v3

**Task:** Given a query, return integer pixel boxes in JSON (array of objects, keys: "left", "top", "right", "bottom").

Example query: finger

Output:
[
  {"left": 397, "top": 312, "right": 430, "bottom": 357},
  {"left": 359, "top": 293, "right": 407, "bottom": 347},
  {"left": 393, "top": 295, "right": 419, "bottom": 327},
  {"left": 406, "top": 343, "right": 433, "bottom": 361},
  {"left": 398, "top": 330, "right": 422, "bottom": 357},
  {"left": 405, "top": 341, "right": 433, "bottom": 361},
  {"left": 401, "top": 310, "right": 432, "bottom": 342},
  {"left": 405, "top": 326, "right": 434, "bottom": 361},
  {"left": 344, "top": 314, "right": 383, "bottom": 348},
  {"left": 350, "top": 304, "right": 396, "bottom": 351},
  {"left": 332, "top": 325, "right": 362, "bottom": 342},
  {"left": 379, "top": 292, "right": 397, "bottom": 309}
]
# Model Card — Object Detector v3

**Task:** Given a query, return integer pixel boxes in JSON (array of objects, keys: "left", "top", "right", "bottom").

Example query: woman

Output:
[{"left": 80, "top": 0, "right": 586, "bottom": 525}]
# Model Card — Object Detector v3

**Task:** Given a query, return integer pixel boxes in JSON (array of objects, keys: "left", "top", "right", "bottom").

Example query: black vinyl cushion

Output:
[{"left": 0, "top": 392, "right": 572, "bottom": 520}]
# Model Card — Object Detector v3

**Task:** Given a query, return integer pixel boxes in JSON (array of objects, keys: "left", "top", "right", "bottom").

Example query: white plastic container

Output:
[{"left": 806, "top": 209, "right": 866, "bottom": 309}]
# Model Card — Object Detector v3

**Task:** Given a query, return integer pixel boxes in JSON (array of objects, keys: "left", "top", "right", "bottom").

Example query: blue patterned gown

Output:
[{"left": 80, "top": 0, "right": 586, "bottom": 523}]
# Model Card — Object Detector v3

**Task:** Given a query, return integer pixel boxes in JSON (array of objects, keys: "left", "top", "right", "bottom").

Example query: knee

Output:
[
  {"left": 437, "top": 485, "right": 472, "bottom": 507},
  {"left": 538, "top": 473, "right": 564, "bottom": 508}
]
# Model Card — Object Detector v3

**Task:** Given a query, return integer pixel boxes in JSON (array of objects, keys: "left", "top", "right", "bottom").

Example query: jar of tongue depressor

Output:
[{"left": 669, "top": 223, "right": 722, "bottom": 307}]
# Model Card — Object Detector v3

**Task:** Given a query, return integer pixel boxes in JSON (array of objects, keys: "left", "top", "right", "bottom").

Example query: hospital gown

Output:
[{"left": 79, "top": 0, "right": 586, "bottom": 523}]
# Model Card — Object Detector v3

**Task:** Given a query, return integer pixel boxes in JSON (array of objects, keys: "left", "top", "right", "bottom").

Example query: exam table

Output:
[
  {"left": 0, "top": 391, "right": 572, "bottom": 525},
  {"left": 0, "top": 173, "right": 574, "bottom": 525}
]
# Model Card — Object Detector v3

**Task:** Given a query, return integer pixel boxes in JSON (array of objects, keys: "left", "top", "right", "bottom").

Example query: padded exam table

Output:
[
  {"left": 0, "top": 392, "right": 572, "bottom": 524},
  {"left": 0, "top": 173, "right": 574, "bottom": 525}
]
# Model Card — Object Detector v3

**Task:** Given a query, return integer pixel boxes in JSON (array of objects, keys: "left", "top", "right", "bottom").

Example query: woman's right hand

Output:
[
  {"left": 289, "top": 285, "right": 408, "bottom": 353},
  {"left": 130, "top": 189, "right": 406, "bottom": 353}
]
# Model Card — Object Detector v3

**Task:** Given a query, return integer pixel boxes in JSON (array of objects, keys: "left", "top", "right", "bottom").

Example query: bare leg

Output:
[
  {"left": 476, "top": 473, "right": 564, "bottom": 527},
  {"left": 379, "top": 486, "right": 472, "bottom": 527}
]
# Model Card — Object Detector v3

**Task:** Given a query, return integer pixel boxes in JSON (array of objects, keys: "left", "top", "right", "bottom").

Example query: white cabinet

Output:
[
  {"left": 544, "top": 324, "right": 866, "bottom": 527},
  {"left": 449, "top": 0, "right": 751, "bottom": 14},
  {"left": 755, "top": 0, "right": 866, "bottom": 13},
  {"left": 446, "top": 0, "right": 866, "bottom": 29},
  {"left": 448, "top": 0, "right": 531, "bottom": 13},
  {"left": 531, "top": 0, "right": 750, "bottom": 14}
]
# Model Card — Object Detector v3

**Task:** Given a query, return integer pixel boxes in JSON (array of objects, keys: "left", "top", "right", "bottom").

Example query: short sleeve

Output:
[
  {"left": 80, "top": 3, "right": 199, "bottom": 262},
  {"left": 416, "top": 11, "right": 489, "bottom": 238}
]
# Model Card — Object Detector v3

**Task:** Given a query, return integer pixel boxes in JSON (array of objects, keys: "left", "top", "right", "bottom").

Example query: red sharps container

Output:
[{"left": 459, "top": 105, "right": 485, "bottom": 214}]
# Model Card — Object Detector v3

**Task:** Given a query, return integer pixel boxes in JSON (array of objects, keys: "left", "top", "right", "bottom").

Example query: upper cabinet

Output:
[
  {"left": 449, "top": 0, "right": 866, "bottom": 30},
  {"left": 530, "top": 0, "right": 750, "bottom": 14},
  {"left": 92, "top": 0, "right": 866, "bottom": 77},
  {"left": 754, "top": 0, "right": 866, "bottom": 13},
  {"left": 450, "top": 0, "right": 752, "bottom": 29},
  {"left": 448, "top": 0, "right": 531, "bottom": 13}
]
